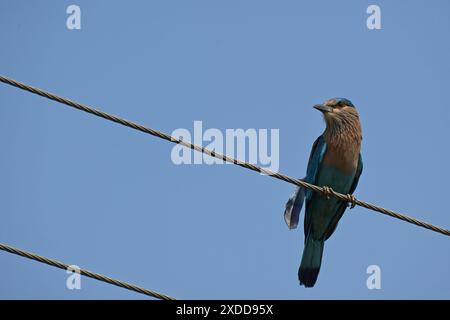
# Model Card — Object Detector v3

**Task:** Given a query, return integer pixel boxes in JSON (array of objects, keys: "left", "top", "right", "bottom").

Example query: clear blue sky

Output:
[{"left": 1, "top": 0, "right": 449, "bottom": 299}]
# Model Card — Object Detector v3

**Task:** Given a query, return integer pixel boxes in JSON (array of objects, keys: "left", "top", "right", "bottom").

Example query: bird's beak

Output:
[{"left": 313, "top": 104, "right": 333, "bottom": 113}]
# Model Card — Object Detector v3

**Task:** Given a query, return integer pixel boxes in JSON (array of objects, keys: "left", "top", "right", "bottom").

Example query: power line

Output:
[
  {"left": 0, "top": 242, "right": 176, "bottom": 300},
  {"left": 0, "top": 74, "right": 449, "bottom": 238}
]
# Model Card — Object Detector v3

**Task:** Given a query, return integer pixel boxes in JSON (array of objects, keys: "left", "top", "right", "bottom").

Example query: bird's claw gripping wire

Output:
[
  {"left": 322, "top": 186, "right": 333, "bottom": 199},
  {"left": 346, "top": 194, "right": 357, "bottom": 209}
]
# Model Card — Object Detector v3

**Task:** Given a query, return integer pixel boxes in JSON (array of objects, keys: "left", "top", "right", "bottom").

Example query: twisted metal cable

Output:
[
  {"left": 1, "top": 75, "right": 449, "bottom": 237},
  {"left": 0, "top": 242, "right": 176, "bottom": 300}
]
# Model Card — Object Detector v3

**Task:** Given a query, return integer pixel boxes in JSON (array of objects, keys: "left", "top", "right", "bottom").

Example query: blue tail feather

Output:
[{"left": 298, "top": 233, "right": 324, "bottom": 287}]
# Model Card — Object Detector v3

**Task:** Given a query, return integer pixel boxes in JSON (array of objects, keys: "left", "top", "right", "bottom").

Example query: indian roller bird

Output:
[{"left": 284, "top": 98, "right": 363, "bottom": 287}]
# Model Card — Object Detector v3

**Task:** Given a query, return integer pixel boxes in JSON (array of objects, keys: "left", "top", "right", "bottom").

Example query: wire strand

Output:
[
  {"left": 1, "top": 74, "right": 448, "bottom": 238},
  {"left": 0, "top": 242, "right": 176, "bottom": 300}
]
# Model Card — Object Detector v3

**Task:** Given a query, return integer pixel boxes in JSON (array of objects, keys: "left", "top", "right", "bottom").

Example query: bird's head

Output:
[
  {"left": 313, "top": 97, "right": 360, "bottom": 126},
  {"left": 313, "top": 98, "right": 362, "bottom": 141}
]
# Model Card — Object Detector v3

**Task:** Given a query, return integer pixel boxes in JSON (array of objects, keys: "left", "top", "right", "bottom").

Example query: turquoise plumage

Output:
[{"left": 284, "top": 98, "right": 363, "bottom": 287}]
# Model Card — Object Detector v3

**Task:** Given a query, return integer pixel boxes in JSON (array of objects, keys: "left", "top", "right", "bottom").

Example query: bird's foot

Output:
[
  {"left": 346, "top": 194, "right": 357, "bottom": 209},
  {"left": 322, "top": 186, "right": 333, "bottom": 199}
]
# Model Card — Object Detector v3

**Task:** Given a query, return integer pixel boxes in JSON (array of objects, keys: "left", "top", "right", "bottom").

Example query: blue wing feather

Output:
[
  {"left": 305, "top": 136, "right": 327, "bottom": 200},
  {"left": 349, "top": 153, "right": 363, "bottom": 195},
  {"left": 284, "top": 186, "right": 305, "bottom": 229},
  {"left": 284, "top": 136, "right": 327, "bottom": 229}
]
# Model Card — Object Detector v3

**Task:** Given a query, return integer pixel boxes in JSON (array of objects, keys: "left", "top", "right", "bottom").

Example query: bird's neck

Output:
[{"left": 323, "top": 117, "right": 362, "bottom": 151}]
